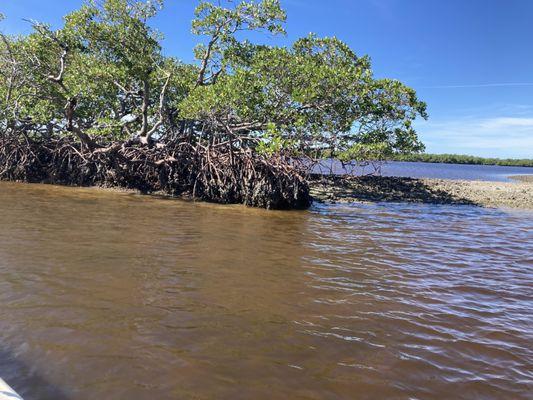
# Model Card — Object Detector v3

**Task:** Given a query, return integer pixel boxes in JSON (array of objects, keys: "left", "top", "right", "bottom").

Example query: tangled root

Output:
[{"left": 0, "top": 135, "right": 311, "bottom": 210}]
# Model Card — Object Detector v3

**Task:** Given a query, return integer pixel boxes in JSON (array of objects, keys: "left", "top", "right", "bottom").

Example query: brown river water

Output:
[{"left": 0, "top": 182, "right": 532, "bottom": 400}]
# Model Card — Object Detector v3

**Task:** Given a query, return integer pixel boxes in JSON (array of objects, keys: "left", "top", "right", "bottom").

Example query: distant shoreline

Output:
[
  {"left": 310, "top": 174, "right": 533, "bottom": 209},
  {"left": 393, "top": 154, "right": 533, "bottom": 167},
  {"left": 2, "top": 173, "right": 532, "bottom": 210}
]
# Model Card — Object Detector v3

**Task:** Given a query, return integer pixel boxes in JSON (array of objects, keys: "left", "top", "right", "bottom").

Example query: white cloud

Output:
[
  {"left": 415, "top": 116, "right": 533, "bottom": 158},
  {"left": 479, "top": 117, "right": 533, "bottom": 129},
  {"left": 422, "top": 83, "right": 533, "bottom": 89}
]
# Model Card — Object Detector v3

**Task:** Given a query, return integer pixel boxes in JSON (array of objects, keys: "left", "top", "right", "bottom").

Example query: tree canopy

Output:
[{"left": 0, "top": 0, "right": 427, "bottom": 162}]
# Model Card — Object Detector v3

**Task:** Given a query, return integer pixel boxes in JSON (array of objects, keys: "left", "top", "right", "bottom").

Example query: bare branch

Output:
[
  {"left": 48, "top": 48, "right": 68, "bottom": 83},
  {"left": 144, "top": 72, "right": 171, "bottom": 142}
]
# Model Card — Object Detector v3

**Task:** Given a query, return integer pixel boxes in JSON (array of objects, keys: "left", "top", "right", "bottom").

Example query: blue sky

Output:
[{"left": 2, "top": 0, "right": 532, "bottom": 158}]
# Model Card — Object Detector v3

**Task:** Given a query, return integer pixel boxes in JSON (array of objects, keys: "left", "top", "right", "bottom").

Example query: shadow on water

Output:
[
  {"left": 0, "top": 349, "right": 70, "bottom": 400},
  {"left": 310, "top": 175, "right": 480, "bottom": 206}
]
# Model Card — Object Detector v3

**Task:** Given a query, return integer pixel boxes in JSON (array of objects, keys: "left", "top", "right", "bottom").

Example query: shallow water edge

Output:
[{"left": 310, "top": 175, "right": 533, "bottom": 209}]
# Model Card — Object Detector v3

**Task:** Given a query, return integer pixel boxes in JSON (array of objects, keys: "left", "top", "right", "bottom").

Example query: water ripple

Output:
[{"left": 0, "top": 184, "right": 531, "bottom": 399}]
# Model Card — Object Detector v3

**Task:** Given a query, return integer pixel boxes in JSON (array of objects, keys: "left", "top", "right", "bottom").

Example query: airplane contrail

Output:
[{"left": 422, "top": 83, "right": 533, "bottom": 89}]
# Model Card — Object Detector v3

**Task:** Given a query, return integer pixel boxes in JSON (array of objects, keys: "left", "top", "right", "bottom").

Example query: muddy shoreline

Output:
[
  {"left": 96, "top": 173, "right": 533, "bottom": 209},
  {"left": 310, "top": 174, "right": 533, "bottom": 209},
  {"left": 3, "top": 173, "right": 532, "bottom": 210}
]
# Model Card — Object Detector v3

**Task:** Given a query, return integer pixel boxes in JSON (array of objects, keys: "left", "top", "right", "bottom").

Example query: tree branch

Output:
[
  {"left": 144, "top": 72, "right": 171, "bottom": 142},
  {"left": 48, "top": 48, "right": 68, "bottom": 83},
  {"left": 196, "top": 26, "right": 222, "bottom": 86}
]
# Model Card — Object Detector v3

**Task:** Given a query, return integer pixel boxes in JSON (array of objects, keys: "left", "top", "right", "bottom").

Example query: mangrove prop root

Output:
[{"left": 0, "top": 135, "right": 311, "bottom": 210}]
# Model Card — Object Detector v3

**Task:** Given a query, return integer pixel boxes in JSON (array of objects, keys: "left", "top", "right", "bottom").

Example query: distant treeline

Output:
[{"left": 395, "top": 153, "right": 533, "bottom": 167}]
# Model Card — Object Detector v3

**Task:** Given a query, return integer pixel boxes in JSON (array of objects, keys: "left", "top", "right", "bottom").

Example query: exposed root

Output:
[{"left": 0, "top": 135, "right": 311, "bottom": 210}]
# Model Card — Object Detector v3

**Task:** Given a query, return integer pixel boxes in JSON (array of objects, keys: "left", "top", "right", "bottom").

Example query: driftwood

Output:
[{"left": 0, "top": 134, "right": 311, "bottom": 210}]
